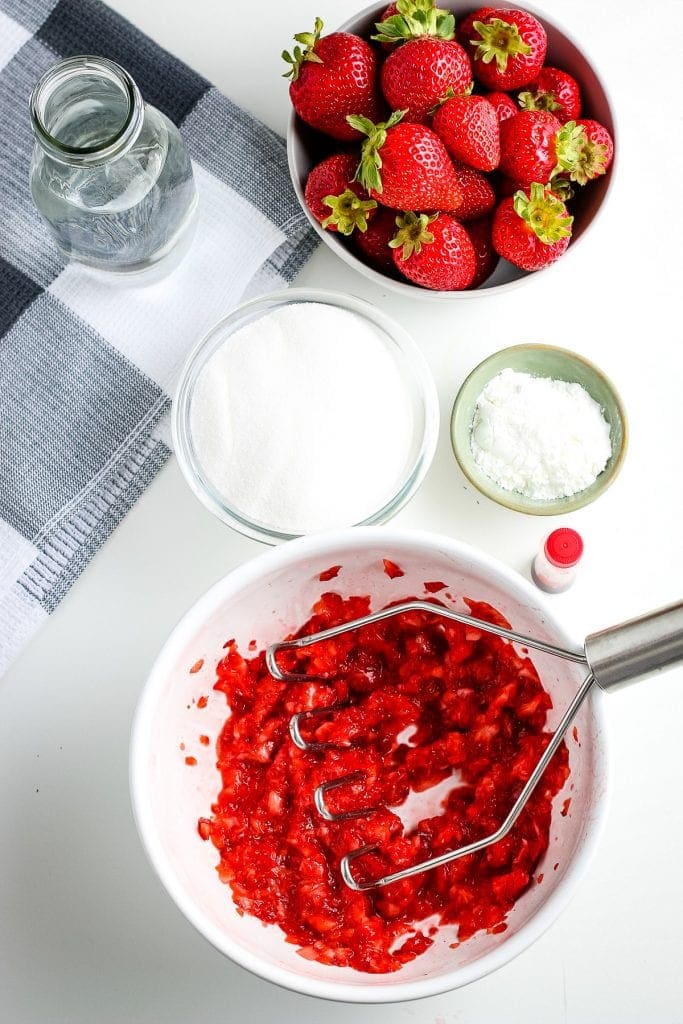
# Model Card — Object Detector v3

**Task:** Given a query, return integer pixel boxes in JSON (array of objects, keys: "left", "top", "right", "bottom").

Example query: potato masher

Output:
[{"left": 267, "top": 598, "right": 683, "bottom": 891}]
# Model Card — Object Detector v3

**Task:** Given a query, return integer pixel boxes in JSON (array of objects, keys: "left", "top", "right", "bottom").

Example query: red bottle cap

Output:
[{"left": 544, "top": 528, "right": 584, "bottom": 568}]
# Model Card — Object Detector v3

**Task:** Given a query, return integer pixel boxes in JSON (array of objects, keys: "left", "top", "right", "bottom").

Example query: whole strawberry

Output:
[
  {"left": 451, "top": 161, "right": 496, "bottom": 221},
  {"left": 432, "top": 93, "right": 500, "bottom": 171},
  {"left": 572, "top": 119, "right": 614, "bottom": 184},
  {"left": 379, "top": 37, "right": 473, "bottom": 123},
  {"left": 283, "top": 18, "right": 383, "bottom": 141},
  {"left": 389, "top": 211, "right": 475, "bottom": 290},
  {"left": 499, "top": 110, "right": 584, "bottom": 184},
  {"left": 466, "top": 217, "right": 499, "bottom": 288},
  {"left": 518, "top": 67, "right": 581, "bottom": 122},
  {"left": 350, "top": 110, "right": 463, "bottom": 211},
  {"left": 492, "top": 182, "right": 572, "bottom": 271},
  {"left": 354, "top": 207, "right": 399, "bottom": 273},
  {"left": 465, "top": 8, "right": 546, "bottom": 91},
  {"left": 304, "top": 153, "right": 377, "bottom": 235},
  {"left": 484, "top": 90, "right": 518, "bottom": 123}
]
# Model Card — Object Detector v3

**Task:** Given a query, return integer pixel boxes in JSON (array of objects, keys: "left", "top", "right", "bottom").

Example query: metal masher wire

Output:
[{"left": 266, "top": 597, "right": 683, "bottom": 891}]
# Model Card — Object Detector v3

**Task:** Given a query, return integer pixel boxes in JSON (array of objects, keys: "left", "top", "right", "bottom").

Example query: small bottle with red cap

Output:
[{"left": 532, "top": 528, "right": 584, "bottom": 594}]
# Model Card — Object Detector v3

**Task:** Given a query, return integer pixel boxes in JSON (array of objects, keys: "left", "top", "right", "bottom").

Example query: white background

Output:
[{"left": 2, "top": 0, "right": 683, "bottom": 1021}]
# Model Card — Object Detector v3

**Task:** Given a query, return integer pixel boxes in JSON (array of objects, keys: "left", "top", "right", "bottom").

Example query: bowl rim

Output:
[
  {"left": 171, "top": 287, "right": 440, "bottom": 543},
  {"left": 286, "top": 0, "right": 619, "bottom": 300},
  {"left": 450, "top": 343, "right": 629, "bottom": 515},
  {"left": 130, "top": 525, "right": 611, "bottom": 1003}
]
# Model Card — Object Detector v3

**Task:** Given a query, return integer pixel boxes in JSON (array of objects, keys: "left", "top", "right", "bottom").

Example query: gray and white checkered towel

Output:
[{"left": 0, "top": 0, "right": 318, "bottom": 674}]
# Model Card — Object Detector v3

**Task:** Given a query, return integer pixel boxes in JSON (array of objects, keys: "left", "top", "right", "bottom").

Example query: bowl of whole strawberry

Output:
[{"left": 285, "top": 1, "right": 615, "bottom": 296}]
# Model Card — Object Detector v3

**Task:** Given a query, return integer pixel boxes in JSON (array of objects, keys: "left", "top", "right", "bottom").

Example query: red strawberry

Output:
[
  {"left": 304, "top": 153, "right": 377, "bottom": 235},
  {"left": 451, "top": 161, "right": 496, "bottom": 221},
  {"left": 571, "top": 119, "right": 614, "bottom": 184},
  {"left": 466, "top": 217, "right": 499, "bottom": 288},
  {"left": 374, "top": 0, "right": 455, "bottom": 48},
  {"left": 350, "top": 110, "right": 463, "bottom": 211},
  {"left": 499, "top": 111, "right": 584, "bottom": 184},
  {"left": 484, "top": 91, "right": 518, "bottom": 123},
  {"left": 284, "top": 18, "right": 383, "bottom": 141},
  {"left": 354, "top": 207, "right": 399, "bottom": 272},
  {"left": 492, "top": 183, "right": 572, "bottom": 271},
  {"left": 465, "top": 9, "right": 546, "bottom": 91},
  {"left": 518, "top": 67, "right": 581, "bottom": 122},
  {"left": 380, "top": 37, "right": 472, "bottom": 123},
  {"left": 390, "top": 211, "right": 475, "bottom": 290},
  {"left": 432, "top": 94, "right": 500, "bottom": 171},
  {"left": 456, "top": 6, "right": 496, "bottom": 47}
]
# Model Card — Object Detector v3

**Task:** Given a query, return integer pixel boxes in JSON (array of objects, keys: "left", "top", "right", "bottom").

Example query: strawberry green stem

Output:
[
  {"left": 373, "top": 0, "right": 455, "bottom": 42},
  {"left": 471, "top": 18, "right": 531, "bottom": 73},
  {"left": 553, "top": 120, "right": 586, "bottom": 178},
  {"left": 570, "top": 135, "right": 609, "bottom": 186},
  {"left": 388, "top": 211, "right": 438, "bottom": 259},
  {"left": 282, "top": 17, "right": 324, "bottom": 81},
  {"left": 518, "top": 88, "right": 562, "bottom": 114},
  {"left": 548, "top": 177, "right": 575, "bottom": 202},
  {"left": 513, "top": 183, "right": 573, "bottom": 245},
  {"left": 430, "top": 81, "right": 474, "bottom": 114},
  {"left": 347, "top": 109, "right": 406, "bottom": 194},
  {"left": 322, "top": 190, "right": 377, "bottom": 235}
]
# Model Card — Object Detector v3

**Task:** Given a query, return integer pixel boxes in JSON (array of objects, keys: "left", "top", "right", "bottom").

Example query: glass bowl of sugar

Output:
[
  {"left": 173, "top": 288, "right": 440, "bottom": 543},
  {"left": 450, "top": 344, "right": 628, "bottom": 515}
]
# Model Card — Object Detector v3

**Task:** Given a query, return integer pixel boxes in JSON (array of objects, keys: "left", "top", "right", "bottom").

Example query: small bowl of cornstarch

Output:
[
  {"left": 450, "top": 345, "right": 628, "bottom": 515},
  {"left": 173, "top": 289, "right": 439, "bottom": 542}
]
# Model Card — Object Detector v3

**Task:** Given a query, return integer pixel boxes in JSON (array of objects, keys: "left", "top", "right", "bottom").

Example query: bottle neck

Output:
[{"left": 30, "top": 55, "right": 144, "bottom": 166}]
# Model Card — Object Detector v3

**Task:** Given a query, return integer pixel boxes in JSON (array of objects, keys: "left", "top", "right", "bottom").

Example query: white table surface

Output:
[{"left": 3, "top": 1, "right": 683, "bottom": 1021}]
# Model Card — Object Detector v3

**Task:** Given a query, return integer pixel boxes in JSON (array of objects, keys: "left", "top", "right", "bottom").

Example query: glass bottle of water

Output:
[{"left": 29, "top": 55, "right": 198, "bottom": 273}]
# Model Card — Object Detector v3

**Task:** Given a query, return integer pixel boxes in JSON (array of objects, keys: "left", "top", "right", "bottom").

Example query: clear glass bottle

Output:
[
  {"left": 29, "top": 55, "right": 197, "bottom": 273},
  {"left": 532, "top": 528, "right": 584, "bottom": 594}
]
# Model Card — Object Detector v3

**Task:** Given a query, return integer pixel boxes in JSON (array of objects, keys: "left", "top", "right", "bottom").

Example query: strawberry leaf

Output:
[
  {"left": 389, "top": 211, "right": 438, "bottom": 259},
  {"left": 471, "top": 18, "right": 531, "bottom": 73},
  {"left": 568, "top": 129, "right": 609, "bottom": 185},
  {"left": 518, "top": 88, "right": 562, "bottom": 114},
  {"left": 553, "top": 121, "right": 586, "bottom": 178},
  {"left": 373, "top": 0, "right": 455, "bottom": 42},
  {"left": 282, "top": 17, "right": 324, "bottom": 81},
  {"left": 348, "top": 111, "right": 406, "bottom": 194},
  {"left": 513, "top": 183, "right": 573, "bottom": 245},
  {"left": 321, "top": 190, "right": 377, "bottom": 235}
]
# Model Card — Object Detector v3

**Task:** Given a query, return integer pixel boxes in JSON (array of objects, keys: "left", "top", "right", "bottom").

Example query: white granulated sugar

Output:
[
  {"left": 470, "top": 368, "right": 612, "bottom": 500},
  {"left": 190, "top": 302, "right": 415, "bottom": 534}
]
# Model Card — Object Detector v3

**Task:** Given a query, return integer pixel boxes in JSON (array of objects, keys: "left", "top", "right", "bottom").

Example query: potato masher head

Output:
[{"left": 267, "top": 598, "right": 683, "bottom": 891}]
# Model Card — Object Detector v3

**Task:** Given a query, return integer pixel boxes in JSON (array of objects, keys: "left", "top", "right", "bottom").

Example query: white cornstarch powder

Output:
[
  {"left": 470, "top": 368, "right": 612, "bottom": 500},
  {"left": 190, "top": 302, "right": 415, "bottom": 534}
]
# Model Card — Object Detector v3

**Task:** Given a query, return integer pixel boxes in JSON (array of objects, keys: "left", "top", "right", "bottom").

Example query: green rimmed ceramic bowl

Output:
[{"left": 450, "top": 344, "right": 628, "bottom": 515}]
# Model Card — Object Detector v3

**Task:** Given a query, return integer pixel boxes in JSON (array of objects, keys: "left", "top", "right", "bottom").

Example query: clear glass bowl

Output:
[{"left": 172, "top": 288, "right": 440, "bottom": 543}]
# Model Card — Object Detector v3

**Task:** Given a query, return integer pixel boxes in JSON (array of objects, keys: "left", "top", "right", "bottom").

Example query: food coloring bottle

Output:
[{"left": 532, "top": 528, "right": 584, "bottom": 594}]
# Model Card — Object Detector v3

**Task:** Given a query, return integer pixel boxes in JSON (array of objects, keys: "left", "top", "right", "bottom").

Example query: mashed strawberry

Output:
[{"left": 198, "top": 589, "right": 568, "bottom": 973}]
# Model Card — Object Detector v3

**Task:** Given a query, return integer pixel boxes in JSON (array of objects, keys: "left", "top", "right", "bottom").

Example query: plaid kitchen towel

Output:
[{"left": 0, "top": 0, "right": 318, "bottom": 674}]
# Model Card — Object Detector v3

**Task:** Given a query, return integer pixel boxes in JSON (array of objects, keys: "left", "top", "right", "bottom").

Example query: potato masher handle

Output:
[{"left": 585, "top": 600, "right": 683, "bottom": 692}]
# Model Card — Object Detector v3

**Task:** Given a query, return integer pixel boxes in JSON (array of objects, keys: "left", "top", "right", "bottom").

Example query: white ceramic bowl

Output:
[
  {"left": 287, "top": 0, "right": 617, "bottom": 299},
  {"left": 130, "top": 527, "right": 609, "bottom": 1002}
]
